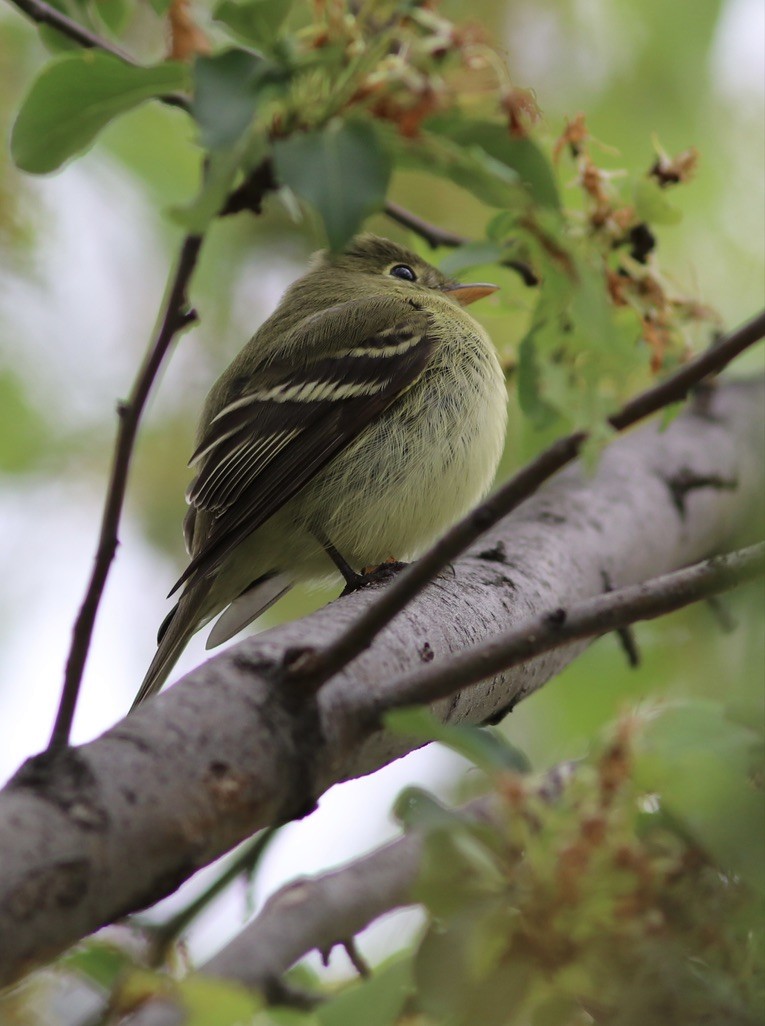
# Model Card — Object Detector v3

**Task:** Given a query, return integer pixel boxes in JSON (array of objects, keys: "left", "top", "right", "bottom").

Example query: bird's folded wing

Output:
[{"left": 170, "top": 298, "right": 434, "bottom": 594}]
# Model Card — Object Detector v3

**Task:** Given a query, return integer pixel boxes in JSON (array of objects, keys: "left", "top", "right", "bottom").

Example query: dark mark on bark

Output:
[
  {"left": 545, "top": 607, "right": 567, "bottom": 626},
  {"left": 4, "top": 859, "right": 91, "bottom": 922},
  {"left": 122, "top": 858, "right": 201, "bottom": 918},
  {"left": 109, "top": 730, "right": 154, "bottom": 756},
  {"left": 663, "top": 468, "right": 739, "bottom": 520},
  {"left": 271, "top": 674, "right": 324, "bottom": 825},
  {"left": 419, "top": 641, "right": 434, "bottom": 663},
  {"left": 537, "top": 510, "right": 567, "bottom": 526},
  {"left": 232, "top": 651, "right": 280, "bottom": 678},
  {"left": 482, "top": 694, "right": 520, "bottom": 726},
  {"left": 10, "top": 748, "right": 109, "bottom": 832},
  {"left": 690, "top": 379, "right": 723, "bottom": 423},
  {"left": 475, "top": 541, "right": 507, "bottom": 562}
]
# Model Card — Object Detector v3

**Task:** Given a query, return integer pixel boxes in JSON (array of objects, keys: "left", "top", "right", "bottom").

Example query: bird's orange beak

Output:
[{"left": 443, "top": 283, "right": 499, "bottom": 306}]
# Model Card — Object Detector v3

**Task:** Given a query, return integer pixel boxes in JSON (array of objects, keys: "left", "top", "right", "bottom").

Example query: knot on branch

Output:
[{"left": 10, "top": 747, "right": 109, "bottom": 833}]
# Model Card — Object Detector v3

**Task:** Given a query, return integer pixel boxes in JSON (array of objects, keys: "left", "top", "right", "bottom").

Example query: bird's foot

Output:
[{"left": 340, "top": 557, "right": 409, "bottom": 596}]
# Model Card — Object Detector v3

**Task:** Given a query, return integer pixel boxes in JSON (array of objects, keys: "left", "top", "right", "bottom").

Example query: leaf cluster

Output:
[
  {"left": 400, "top": 708, "right": 764, "bottom": 1026},
  {"left": 8, "top": 0, "right": 717, "bottom": 439}
]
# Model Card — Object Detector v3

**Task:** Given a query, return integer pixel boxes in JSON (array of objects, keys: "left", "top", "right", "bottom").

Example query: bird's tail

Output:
[
  {"left": 131, "top": 583, "right": 211, "bottom": 709},
  {"left": 131, "top": 572, "right": 293, "bottom": 710}
]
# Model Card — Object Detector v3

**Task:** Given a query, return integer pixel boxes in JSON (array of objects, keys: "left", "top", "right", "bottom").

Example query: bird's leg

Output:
[
  {"left": 348, "top": 555, "right": 409, "bottom": 593},
  {"left": 314, "top": 530, "right": 367, "bottom": 593},
  {"left": 314, "top": 531, "right": 408, "bottom": 595}
]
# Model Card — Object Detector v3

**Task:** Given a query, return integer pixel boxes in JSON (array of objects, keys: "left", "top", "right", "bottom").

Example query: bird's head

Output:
[{"left": 316, "top": 234, "right": 499, "bottom": 307}]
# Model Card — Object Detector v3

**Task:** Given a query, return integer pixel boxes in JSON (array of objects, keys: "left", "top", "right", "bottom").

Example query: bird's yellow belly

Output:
[{"left": 298, "top": 335, "right": 508, "bottom": 573}]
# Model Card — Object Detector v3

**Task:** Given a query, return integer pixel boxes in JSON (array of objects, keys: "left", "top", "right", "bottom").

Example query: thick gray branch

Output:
[{"left": 0, "top": 378, "right": 762, "bottom": 985}]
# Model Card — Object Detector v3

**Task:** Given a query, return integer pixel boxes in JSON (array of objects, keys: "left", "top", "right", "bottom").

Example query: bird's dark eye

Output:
[{"left": 389, "top": 264, "right": 417, "bottom": 282}]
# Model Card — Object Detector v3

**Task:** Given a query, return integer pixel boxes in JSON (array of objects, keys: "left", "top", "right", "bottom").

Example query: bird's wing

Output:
[{"left": 170, "top": 298, "right": 434, "bottom": 594}]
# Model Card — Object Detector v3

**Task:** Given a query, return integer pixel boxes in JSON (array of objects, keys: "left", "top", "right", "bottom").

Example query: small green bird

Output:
[{"left": 133, "top": 234, "right": 507, "bottom": 706}]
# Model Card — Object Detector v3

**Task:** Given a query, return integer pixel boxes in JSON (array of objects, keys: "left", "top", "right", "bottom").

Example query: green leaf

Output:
[
  {"left": 428, "top": 117, "right": 561, "bottom": 210},
  {"left": 169, "top": 147, "right": 242, "bottom": 231},
  {"left": 416, "top": 830, "right": 506, "bottom": 916},
  {"left": 400, "top": 133, "right": 520, "bottom": 209},
  {"left": 516, "top": 329, "right": 558, "bottom": 429},
  {"left": 635, "top": 701, "right": 765, "bottom": 893},
  {"left": 94, "top": 0, "right": 132, "bottom": 36},
  {"left": 416, "top": 916, "right": 533, "bottom": 1026},
  {"left": 659, "top": 400, "right": 685, "bottom": 431},
  {"left": 317, "top": 955, "right": 413, "bottom": 1026},
  {"left": 11, "top": 52, "right": 189, "bottom": 174},
  {"left": 38, "top": 24, "right": 85, "bottom": 53},
  {"left": 214, "top": 0, "right": 293, "bottom": 49},
  {"left": 393, "top": 786, "right": 464, "bottom": 831},
  {"left": 146, "top": 0, "right": 174, "bottom": 12},
  {"left": 171, "top": 107, "right": 269, "bottom": 232},
  {"left": 579, "top": 421, "right": 617, "bottom": 472},
  {"left": 177, "top": 975, "right": 262, "bottom": 1026},
  {"left": 439, "top": 241, "right": 504, "bottom": 276},
  {"left": 62, "top": 941, "right": 136, "bottom": 991},
  {"left": 415, "top": 922, "right": 470, "bottom": 1021},
  {"left": 101, "top": 101, "right": 200, "bottom": 209},
  {"left": 385, "top": 706, "right": 531, "bottom": 774},
  {"left": 192, "top": 49, "right": 283, "bottom": 150},
  {"left": 273, "top": 120, "right": 392, "bottom": 250}
]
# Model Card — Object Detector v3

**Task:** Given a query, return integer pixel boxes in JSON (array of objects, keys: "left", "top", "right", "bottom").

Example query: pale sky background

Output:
[{"left": 0, "top": 0, "right": 762, "bottom": 977}]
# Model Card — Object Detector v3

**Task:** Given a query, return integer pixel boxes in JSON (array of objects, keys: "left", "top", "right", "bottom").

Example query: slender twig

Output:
[
  {"left": 291, "top": 308, "right": 765, "bottom": 687},
  {"left": 146, "top": 828, "right": 276, "bottom": 961},
  {"left": 384, "top": 201, "right": 466, "bottom": 247},
  {"left": 47, "top": 235, "right": 203, "bottom": 754},
  {"left": 348, "top": 544, "right": 765, "bottom": 720},
  {"left": 384, "top": 200, "right": 540, "bottom": 286}
]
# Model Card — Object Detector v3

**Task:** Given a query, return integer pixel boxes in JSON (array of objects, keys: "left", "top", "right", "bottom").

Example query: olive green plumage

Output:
[{"left": 133, "top": 234, "right": 508, "bottom": 707}]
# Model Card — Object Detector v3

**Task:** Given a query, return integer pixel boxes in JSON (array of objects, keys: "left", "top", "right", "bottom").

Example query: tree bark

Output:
[{"left": 0, "top": 378, "right": 762, "bottom": 985}]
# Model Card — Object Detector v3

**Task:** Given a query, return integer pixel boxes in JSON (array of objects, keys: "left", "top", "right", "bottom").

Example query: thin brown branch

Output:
[
  {"left": 384, "top": 200, "right": 540, "bottom": 286},
  {"left": 292, "top": 308, "right": 765, "bottom": 689},
  {"left": 351, "top": 544, "right": 765, "bottom": 720},
  {"left": 384, "top": 200, "right": 466, "bottom": 247},
  {"left": 47, "top": 235, "right": 203, "bottom": 754}
]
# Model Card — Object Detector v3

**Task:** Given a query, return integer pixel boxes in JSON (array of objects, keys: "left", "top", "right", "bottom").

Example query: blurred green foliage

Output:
[{"left": 0, "top": 0, "right": 762, "bottom": 1023}]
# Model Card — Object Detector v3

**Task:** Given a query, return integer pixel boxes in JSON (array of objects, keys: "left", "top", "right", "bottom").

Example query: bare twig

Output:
[
  {"left": 384, "top": 200, "right": 540, "bottom": 286},
  {"left": 350, "top": 544, "right": 765, "bottom": 720},
  {"left": 146, "top": 828, "right": 276, "bottom": 962},
  {"left": 47, "top": 235, "right": 203, "bottom": 753},
  {"left": 291, "top": 308, "right": 765, "bottom": 689},
  {"left": 384, "top": 201, "right": 466, "bottom": 247}
]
